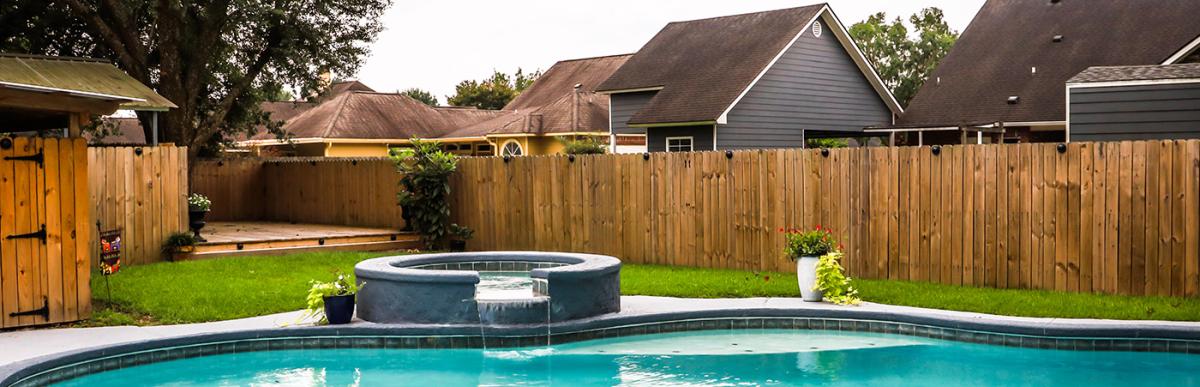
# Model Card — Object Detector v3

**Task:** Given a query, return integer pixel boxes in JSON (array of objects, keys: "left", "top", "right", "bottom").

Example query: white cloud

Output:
[{"left": 356, "top": 0, "right": 985, "bottom": 102}]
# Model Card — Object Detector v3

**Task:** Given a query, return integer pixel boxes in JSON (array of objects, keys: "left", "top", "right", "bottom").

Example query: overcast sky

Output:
[{"left": 355, "top": 0, "right": 987, "bottom": 104}]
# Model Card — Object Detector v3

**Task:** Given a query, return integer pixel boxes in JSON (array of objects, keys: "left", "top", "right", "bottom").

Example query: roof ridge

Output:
[
  {"left": 0, "top": 52, "right": 109, "bottom": 63},
  {"left": 319, "top": 92, "right": 355, "bottom": 138},
  {"left": 554, "top": 53, "right": 635, "bottom": 64},
  {"left": 664, "top": 3, "right": 825, "bottom": 25}
]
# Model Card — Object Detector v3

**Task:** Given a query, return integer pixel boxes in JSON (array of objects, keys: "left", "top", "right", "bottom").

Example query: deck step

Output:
[{"left": 181, "top": 233, "right": 421, "bottom": 260}]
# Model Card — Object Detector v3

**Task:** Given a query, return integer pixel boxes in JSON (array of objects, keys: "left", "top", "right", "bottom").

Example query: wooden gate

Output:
[{"left": 0, "top": 137, "right": 91, "bottom": 328}]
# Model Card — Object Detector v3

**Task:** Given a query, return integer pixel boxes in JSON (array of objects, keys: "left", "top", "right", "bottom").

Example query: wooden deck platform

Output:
[{"left": 183, "top": 222, "right": 420, "bottom": 259}]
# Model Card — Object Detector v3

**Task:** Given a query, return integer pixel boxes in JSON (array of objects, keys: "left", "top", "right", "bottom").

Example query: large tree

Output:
[
  {"left": 849, "top": 8, "right": 958, "bottom": 107},
  {"left": 400, "top": 88, "right": 438, "bottom": 106},
  {"left": 446, "top": 68, "right": 540, "bottom": 110},
  {"left": 0, "top": 0, "right": 389, "bottom": 159}
]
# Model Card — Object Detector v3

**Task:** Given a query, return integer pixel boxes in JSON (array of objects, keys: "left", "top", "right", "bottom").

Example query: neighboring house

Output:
[
  {"left": 1067, "top": 63, "right": 1200, "bottom": 142},
  {"left": 598, "top": 4, "right": 901, "bottom": 152},
  {"left": 241, "top": 55, "right": 639, "bottom": 157},
  {"left": 874, "top": 0, "right": 1200, "bottom": 145},
  {"left": 438, "top": 54, "right": 640, "bottom": 156},
  {"left": 240, "top": 91, "right": 506, "bottom": 157}
]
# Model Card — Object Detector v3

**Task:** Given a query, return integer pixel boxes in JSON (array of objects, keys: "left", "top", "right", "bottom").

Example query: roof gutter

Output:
[{"left": 628, "top": 120, "right": 717, "bottom": 128}]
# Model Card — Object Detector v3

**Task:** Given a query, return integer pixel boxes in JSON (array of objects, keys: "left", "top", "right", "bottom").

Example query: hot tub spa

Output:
[{"left": 354, "top": 251, "right": 621, "bottom": 325}]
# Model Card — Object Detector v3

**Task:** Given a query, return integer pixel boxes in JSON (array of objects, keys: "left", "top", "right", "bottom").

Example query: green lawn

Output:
[{"left": 84, "top": 254, "right": 1200, "bottom": 326}]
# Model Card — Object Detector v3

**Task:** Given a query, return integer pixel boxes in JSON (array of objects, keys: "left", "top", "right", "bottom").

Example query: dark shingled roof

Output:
[
  {"left": 445, "top": 54, "right": 631, "bottom": 137},
  {"left": 1069, "top": 63, "right": 1200, "bottom": 84},
  {"left": 597, "top": 5, "right": 825, "bottom": 125},
  {"left": 898, "top": 0, "right": 1200, "bottom": 127},
  {"left": 280, "top": 91, "right": 505, "bottom": 139}
]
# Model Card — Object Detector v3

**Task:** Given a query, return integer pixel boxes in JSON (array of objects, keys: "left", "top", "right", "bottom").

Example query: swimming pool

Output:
[{"left": 50, "top": 329, "right": 1200, "bottom": 386}]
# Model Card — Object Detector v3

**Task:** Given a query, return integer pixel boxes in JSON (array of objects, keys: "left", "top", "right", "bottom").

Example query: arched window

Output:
[{"left": 500, "top": 140, "right": 524, "bottom": 157}]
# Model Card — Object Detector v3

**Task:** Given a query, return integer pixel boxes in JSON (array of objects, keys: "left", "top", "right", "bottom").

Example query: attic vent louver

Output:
[
  {"left": 1007, "top": 96, "right": 1020, "bottom": 104},
  {"left": 1052, "top": 35, "right": 1063, "bottom": 42}
]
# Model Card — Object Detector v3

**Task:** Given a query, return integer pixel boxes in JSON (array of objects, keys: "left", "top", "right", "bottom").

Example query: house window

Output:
[
  {"left": 476, "top": 144, "right": 493, "bottom": 155},
  {"left": 665, "top": 137, "right": 693, "bottom": 152},
  {"left": 500, "top": 140, "right": 524, "bottom": 157}
]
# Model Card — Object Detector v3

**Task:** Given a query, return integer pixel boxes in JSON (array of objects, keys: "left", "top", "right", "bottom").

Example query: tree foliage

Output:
[
  {"left": 849, "top": 8, "right": 958, "bottom": 107},
  {"left": 400, "top": 88, "right": 439, "bottom": 106},
  {"left": 446, "top": 68, "right": 540, "bottom": 110},
  {"left": 0, "top": 0, "right": 390, "bottom": 160}
]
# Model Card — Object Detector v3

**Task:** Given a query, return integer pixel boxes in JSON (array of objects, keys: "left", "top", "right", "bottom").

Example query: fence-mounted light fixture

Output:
[
  {"left": 820, "top": 148, "right": 830, "bottom": 157},
  {"left": 351, "top": 160, "right": 358, "bottom": 166},
  {"left": 0, "top": 138, "right": 11, "bottom": 150},
  {"left": 503, "top": 155, "right": 512, "bottom": 163},
  {"left": 309, "top": 161, "right": 317, "bottom": 166},
  {"left": 217, "top": 161, "right": 225, "bottom": 167},
  {"left": 642, "top": 152, "right": 650, "bottom": 161},
  {"left": 725, "top": 150, "right": 734, "bottom": 159},
  {"left": 931, "top": 145, "right": 942, "bottom": 156},
  {"left": 568, "top": 154, "right": 576, "bottom": 162},
  {"left": 134, "top": 147, "right": 143, "bottom": 156},
  {"left": 1057, "top": 143, "right": 1067, "bottom": 153}
]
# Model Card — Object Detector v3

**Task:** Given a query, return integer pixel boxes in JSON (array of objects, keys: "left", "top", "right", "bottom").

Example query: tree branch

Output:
[{"left": 62, "top": 0, "right": 148, "bottom": 79}]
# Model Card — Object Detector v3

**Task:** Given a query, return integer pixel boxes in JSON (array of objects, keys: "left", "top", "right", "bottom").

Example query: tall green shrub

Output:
[{"left": 391, "top": 139, "right": 460, "bottom": 249}]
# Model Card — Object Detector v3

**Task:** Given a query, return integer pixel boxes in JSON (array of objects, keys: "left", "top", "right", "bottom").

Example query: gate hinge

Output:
[
  {"left": 7, "top": 224, "right": 46, "bottom": 244},
  {"left": 9, "top": 297, "right": 49, "bottom": 320},
  {"left": 4, "top": 150, "right": 43, "bottom": 167}
]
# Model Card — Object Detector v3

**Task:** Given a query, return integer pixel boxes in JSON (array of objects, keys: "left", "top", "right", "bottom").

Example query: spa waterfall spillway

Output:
[{"left": 355, "top": 252, "right": 621, "bottom": 325}]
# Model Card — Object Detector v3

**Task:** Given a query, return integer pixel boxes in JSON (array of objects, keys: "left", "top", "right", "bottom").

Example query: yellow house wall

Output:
[{"left": 325, "top": 143, "right": 390, "bottom": 157}]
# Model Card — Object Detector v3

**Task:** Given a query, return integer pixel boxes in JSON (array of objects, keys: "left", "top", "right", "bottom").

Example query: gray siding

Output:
[
  {"left": 647, "top": 125, "right": 715, "bottom": 152},
  {"left": 609, "top": 91, "right": 657, "bottom": 135},
  {"left": 1069, "top": 82, "right": 1200, "bottom": 142},
  {"left": 719, "top": 16, "right": 892, "bottom": 150}
]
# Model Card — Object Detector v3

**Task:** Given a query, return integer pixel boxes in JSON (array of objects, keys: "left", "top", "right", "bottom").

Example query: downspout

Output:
[
  {"left": 151, "top": 111, "right": 159, "bottom": 146},
  {"left": 572, "top": 83, "right": 581, "bottom": 133}
]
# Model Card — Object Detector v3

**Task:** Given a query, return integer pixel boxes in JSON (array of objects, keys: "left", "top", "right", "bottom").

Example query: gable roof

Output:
[
  {"left": 0, "top": 53, "right": 175, "bottom": 111},
  {"left": 897, "top": 0, "right": 1200, "bottom": 128},
  {"left": 597, "top": 4, "right": 899, "bottom": 126},
  {"left": 1069, "top": 63, "right": 1200, "bottom": 84},
  {"left": 276, "top": 91, "right": 504, "bottom": 140},
  {"left": 443, "top": 54, "right": 631, "bottom": 138}
]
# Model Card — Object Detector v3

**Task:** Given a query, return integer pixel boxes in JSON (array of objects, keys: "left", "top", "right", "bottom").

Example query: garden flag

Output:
[{"left": 99, "top": 229, "right": 122, "bottom": 275}]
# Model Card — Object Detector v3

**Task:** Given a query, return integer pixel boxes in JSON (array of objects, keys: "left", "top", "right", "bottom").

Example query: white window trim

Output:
[
  {"left": 665, "top": 136, "right": 694, "bottom": 152},
  {"left": 500, "top": 139, "right": 524, "bottom": 156}
]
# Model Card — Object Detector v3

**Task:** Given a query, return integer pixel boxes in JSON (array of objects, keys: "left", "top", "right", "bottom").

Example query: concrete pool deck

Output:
[{"left": 3, "top": 295, "right": 1199, "bottom": 368}]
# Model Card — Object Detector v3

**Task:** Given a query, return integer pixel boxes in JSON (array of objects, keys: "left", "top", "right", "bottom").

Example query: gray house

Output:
[
  {"left": 1067, "top": 63, "right": 1200, "bottom": 142},
  {"left": 597, "top": 4, "right": 901, "bottom": 152}
]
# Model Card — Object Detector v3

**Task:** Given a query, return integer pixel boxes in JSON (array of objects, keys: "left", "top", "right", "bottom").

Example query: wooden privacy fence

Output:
[
  {"left": 1, "top": 137, "right": 91, "bottom": 329},
  {"left": 88, "top": 145, "right": 189, "bottom": 266},
  {"left": 450, "top": 140, "right": 1200, "bottom": 297},
  {"left": 190, "top": 158, "right": 403, "bottom": 229}
]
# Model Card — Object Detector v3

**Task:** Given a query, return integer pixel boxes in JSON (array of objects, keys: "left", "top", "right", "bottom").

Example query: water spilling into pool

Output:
[
  {"left": 476, "top": 271, "right": 535, "bottom": 300},
  {"left": 53, "top": 330, "right": 1200, "bottom": 386}
]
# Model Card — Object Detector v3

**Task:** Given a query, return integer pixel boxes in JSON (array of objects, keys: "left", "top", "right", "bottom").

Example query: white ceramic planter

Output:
[{"left": 797, "top": 256, "right": 824, "bottom": 302}]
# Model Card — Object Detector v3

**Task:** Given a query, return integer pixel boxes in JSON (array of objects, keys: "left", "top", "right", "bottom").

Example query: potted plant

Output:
[
  {"left": 162, "top": 231, "right": 197, "bottom": 261},
  {"left": 448, "top": 223, "right": 473, "bottom": 252},
  {"left": 187, "top": 193, "right": 211, "bottom": 242},
  {"left": 782, "top": 226, "right": 836, "bottom": 302},
  {"left": 304, "top": 272, "right": 361, "bottom": 325}
]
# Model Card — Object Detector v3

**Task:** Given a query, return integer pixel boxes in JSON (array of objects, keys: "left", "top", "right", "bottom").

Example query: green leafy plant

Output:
[
  {"left": 782, "top": 226, "right": 836, "bottom": 259},
  {"left": 391, "top": 138, "right": 459, "bottom": 249},
  {"left": 187, "top": 193, "right": 211, "bottom": 211},
  {"left": 302, "top": 271, "right": 361, "bottom": 325},
  {"left": 806, "top": 138, "right": 850, "bottom": 148},
  {"left": 815, "top": 252, "right": 860, "bottom": 305},
  {"left": 161, "top": 232, "right": 197, "bottom": 255},
  {"left": 449, "top": 223, "right": 474, "bottom": 240},
  {"left": 560, "top": 137, "right": 608, "bottom": 155}
]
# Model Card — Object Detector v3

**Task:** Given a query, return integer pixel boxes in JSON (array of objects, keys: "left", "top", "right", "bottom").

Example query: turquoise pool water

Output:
[{"left": 55, "top": 330, "right": 1200, "bottom": 386}]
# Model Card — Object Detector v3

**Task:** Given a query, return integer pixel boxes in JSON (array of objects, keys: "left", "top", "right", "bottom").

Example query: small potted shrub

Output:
[
  {"left": 448, "top": 223, "right": 473, "bottom": 252},
  {"left": 304, "top": 272, "right": 361, "bottom": 325},
  {"left": 162, "top": 231, "right": 197, "bottom": 261},
  {"left": 782, "top": 226, "right": 836, "bottom": 302},
  {"left": 187, "top": 193, "right": 211, "bottom": 242}
]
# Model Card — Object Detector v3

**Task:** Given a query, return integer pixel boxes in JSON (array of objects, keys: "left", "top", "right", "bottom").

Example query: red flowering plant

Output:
[{"left": 781, "top": 225, "right": 837, "bottom": 261}]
